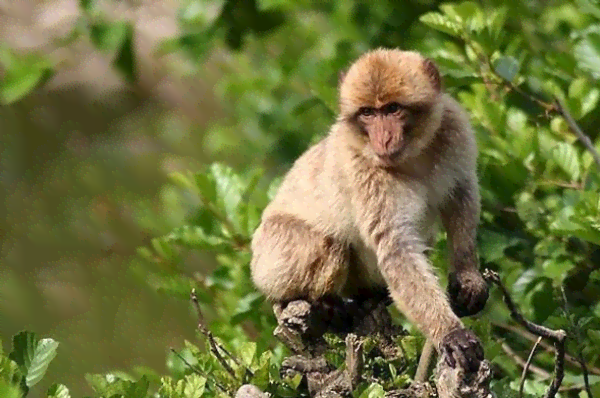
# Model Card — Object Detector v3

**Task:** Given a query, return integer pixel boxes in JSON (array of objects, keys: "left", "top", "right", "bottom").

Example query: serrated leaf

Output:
[
  {"left": 47, "top": 383, "right": 71, "bottom": 398},
  {"left": 25, "top": 338, "right": 59, "bottom": 388},
  {"left": 183, "top": 374, "right": 206, "bottom": 398},
  {"left": 419, "top": 13, "right": 463, "bottom": 36},
  {"left": 552, "top": 142, "right": 581, "bottom": 181},
  {"left": 494, "top": 56, "right": 519, "bottom": 82}
]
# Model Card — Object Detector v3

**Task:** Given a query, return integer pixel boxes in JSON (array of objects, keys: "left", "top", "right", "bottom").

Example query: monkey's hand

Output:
[
  {"left": 439, "top": 328, "right": 484, "bottom": 373},
  {"left": 448, "top": 270, "right": 489, "bottom": 318}
]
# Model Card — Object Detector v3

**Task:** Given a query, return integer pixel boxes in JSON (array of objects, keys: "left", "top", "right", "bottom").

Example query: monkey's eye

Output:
[
  {"left": 383, "top": 102, "right": 402, "bottom": 114},
  {"left": 357, "top": 107, "right": 376, "bottom": 117}
]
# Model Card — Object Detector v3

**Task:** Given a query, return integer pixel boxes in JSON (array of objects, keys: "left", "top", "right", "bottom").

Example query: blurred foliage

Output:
[{"left": 2, "top": 0, "right": 600, "bottom": 397}]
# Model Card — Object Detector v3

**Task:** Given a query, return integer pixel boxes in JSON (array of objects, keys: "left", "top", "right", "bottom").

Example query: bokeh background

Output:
[{"left": 1, "top": 0, "right": 600, "bottom": 397}]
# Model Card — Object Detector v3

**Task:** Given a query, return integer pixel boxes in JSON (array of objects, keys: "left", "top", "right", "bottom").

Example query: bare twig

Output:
[
  {"left": 493, "top": 321, "right": 600, "bottom": 375},
  {"left": 190, "top": 289, "right": 252, "bottom": 379},
  {"left": 554, "top": 97, "right": 600, "bottom": 170},
  {"left": 501, "top": 342, "right": 551, "bottom": 379},
  {"left": 519, "top": 336, "right": 543, "bottom": 398},
  {"left": 484, "top": 269, "right": 567, "bottom": 398}
]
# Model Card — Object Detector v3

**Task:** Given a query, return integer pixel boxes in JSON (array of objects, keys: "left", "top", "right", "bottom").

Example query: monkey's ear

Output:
[
  {"left": 422, "top": 58, "right": 442, "bottom": 92},
  {"left": 338, "top": 69, "right": 347, "bottom": 88}
]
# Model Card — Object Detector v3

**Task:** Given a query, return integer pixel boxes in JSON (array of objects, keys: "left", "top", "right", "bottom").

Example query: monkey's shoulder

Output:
[{"left": 262, "top": 137, "right": 353, "bottom": 233}]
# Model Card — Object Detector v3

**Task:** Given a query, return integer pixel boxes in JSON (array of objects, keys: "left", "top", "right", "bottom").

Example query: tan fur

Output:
[{"left": 251, "top": 48, "right": 481, "bottom": 347}]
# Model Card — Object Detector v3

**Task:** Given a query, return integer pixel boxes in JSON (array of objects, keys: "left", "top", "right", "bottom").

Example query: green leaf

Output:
[
  {"left": 0, "top": 51, "right": 53, "bottom": 105},
  {"left": 79, "top": 0, "right": 98, "bottom": 13},
  {"left": 251, "top": 352, "right": 271, "bottom": 390},
  {"left": 238, "top": 342, "right": 257, "bottom": 367},
  {"left": 183, "top": 374, "right": 206, "bottom": 398},
  {"left": 575, "top": 32, "right": 600, "bottom": 77},
  {"left": 0, "top": 379, "right": 22, "bottom": 398},
  {"left": 113, "top": 24, "right": 136, "bottom": 83},
  {"left": 9, "top": 331, "right": 38, "bottom": 371},
  {"left": 267, "top": 177, "right": 282, "bottom": 201},
  {"left": 90, "top": 22, "right": 129, "bottom": 53},
  {"left": 210, "top": 163, "right": 243, "bottom": 228},
  {"left": 552, "top": 142, "right": 581, "bottom": 181},
  {"left": 47, "top": 383, "right": 71, "bottom": 398},
  {"left": 25, "top": 338, "right": 59, "bottom": 388},
  {"left": 86, "top": 373, "right": 149, "bottom": 398},
  {"left": 494, "top": 56, "right": 519, "bottom": 82},
  {"left": 419, "top": 13, "right": 463, "bottom": 37},
  {"left": 358, "top": 383, "right": 385, "bottom": 398},
  {"left": 257, "top": 0, "right": 287, "bottom": 11},
  {"left": 230, "top": 293, "right": 264, "bottom": 325}
]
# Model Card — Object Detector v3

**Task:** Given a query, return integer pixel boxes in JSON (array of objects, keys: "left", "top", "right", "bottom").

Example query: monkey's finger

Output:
[
  {"left": 443, "top": 349, "right": 457, "bottom": 368},
  {"left": 454, "top": 349, "right": 472, "bottom": 371}
]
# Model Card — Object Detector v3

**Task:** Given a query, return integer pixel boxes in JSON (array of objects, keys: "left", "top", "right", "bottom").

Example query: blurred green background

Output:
[{"left": 1, "top": 0, "right": 600, "bottom": 397}]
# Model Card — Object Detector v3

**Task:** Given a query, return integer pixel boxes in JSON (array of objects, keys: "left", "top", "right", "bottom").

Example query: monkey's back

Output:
[{"left": 261, "top": 134, "right": 354, "bottom": 239}]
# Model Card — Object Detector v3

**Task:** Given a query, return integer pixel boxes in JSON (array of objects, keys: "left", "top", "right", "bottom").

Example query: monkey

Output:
[{"left": 250, "top": 48, "right": 489, "bottom": 372}]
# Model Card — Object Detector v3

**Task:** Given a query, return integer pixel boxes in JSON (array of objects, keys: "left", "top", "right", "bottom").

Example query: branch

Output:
[
  {"left": 483, "top": 269, "right": 567, "bottom": 398},
  {"left": 501, "top": 342, "right": 551, "bottom": 379},
  {"left": 554, "top": 97, "right": 600, "bottom": 170},
  {"left": 190, "top": 289, "right": 253, "bottom": 379},
  {"left": 519, "top": 336, "right": 543, "bottom": 398},
  {"left": 493, "top": 321, "right": 600, "bottom": 375},
  {"left": 169, "top": 348, "right": 229, "bottom": 393}
]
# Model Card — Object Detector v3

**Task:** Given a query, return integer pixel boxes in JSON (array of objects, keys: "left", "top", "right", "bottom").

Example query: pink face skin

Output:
[{"left": 355, "top": 101, "right": 416, "bottom": 165}]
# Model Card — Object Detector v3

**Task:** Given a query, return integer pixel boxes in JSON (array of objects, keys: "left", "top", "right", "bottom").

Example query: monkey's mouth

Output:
[{"left": 375, "top": 147, "right": 404, "bottom": 166}]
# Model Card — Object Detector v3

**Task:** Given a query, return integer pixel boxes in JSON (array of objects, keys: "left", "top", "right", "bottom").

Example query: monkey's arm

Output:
[
  {"left": 440, "top": 177, "right": 489, "bottom": 317},
  {"left": 352, "top": 182, "right": 482, "bottom": 371}
]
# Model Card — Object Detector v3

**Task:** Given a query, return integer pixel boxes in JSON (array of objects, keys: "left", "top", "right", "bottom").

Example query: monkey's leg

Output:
[
  {"left": 440, "top": 178, "right": 488, "bottom": 318},
  {"left": 251, "top": 214, "right": 350, "bottom": 335}
]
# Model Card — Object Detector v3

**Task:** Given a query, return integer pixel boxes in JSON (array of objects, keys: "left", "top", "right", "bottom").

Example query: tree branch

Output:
[
  {"left": 190, "top": 289, "right": 253, "bottom": 379},
  {"left": 519, "top": 336, "right": 543, "bottom": 398},
  {"left": 554, "top": 97, "right": 600, "bottom": 170},
  {"left": 493, "top": 321, "right": 600, "bottom": 376},
  {"left": 501, "top": 342, "right": 551, "bottom": 379},
  {"left": 484, "top": 269, "right": 567, "bottom": 398}
]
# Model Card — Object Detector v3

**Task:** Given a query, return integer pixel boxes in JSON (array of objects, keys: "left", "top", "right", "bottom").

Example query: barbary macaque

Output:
[{"left": 250, "top": 48, "right": 488, "bottom": 372}]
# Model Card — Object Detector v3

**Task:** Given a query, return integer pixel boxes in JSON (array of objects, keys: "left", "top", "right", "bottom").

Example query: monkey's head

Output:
[{"left": 338, "top": 49, "right": 444, "bottom": 166}]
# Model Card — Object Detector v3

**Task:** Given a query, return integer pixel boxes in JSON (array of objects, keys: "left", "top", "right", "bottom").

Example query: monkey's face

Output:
[
  {"left": 353, "top": 101, "right": 421, "bottom": 165},
  {"left": 339, "top": 49, "right": 444, "bottom": 166}
]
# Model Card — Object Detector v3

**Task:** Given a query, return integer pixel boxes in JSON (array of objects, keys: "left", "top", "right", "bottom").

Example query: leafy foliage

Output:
[{"left": 2, "top": 0, "right": 600, "bottom": 397}]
